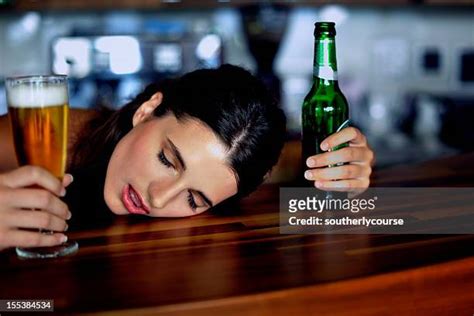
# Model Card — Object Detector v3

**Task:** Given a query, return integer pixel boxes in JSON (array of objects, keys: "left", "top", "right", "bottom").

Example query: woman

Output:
[{"left": 0, "top": 65, "right": 374, "bottom": 251}]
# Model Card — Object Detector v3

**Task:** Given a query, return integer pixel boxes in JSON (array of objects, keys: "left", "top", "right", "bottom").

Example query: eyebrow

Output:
[{"left": 166, "top": 137, "right": 214, "bottom": 208}]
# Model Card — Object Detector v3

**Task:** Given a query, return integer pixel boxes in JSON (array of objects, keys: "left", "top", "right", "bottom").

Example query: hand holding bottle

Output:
[{"left": 303, "top": 127, "right": 374, "bottom": 197}]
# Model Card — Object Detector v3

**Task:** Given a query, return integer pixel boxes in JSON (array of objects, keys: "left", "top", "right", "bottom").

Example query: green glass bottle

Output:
[{"left": 302, "top": 22, "right": 349, "bottom": 198}]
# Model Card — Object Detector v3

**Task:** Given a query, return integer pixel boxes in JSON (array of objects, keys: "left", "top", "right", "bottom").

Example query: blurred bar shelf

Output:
[{"left": 5, "top": 0, "right": 473, "bottom": 11}]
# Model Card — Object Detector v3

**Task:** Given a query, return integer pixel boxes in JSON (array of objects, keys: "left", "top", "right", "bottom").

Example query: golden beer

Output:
[
  {"left": 6, "top": 78, "right": 69, "bottom": 179},
  {"left": 9, "top": 104, "right": 68, "bottom": 179}
]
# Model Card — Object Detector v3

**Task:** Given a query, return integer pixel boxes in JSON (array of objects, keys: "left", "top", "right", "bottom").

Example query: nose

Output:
[{"left": 148, "top": 179, "right": 183, "bottom": 209}]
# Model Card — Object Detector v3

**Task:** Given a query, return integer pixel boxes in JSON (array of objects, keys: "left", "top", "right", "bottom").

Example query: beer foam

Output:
[{"left": 7, "top": 85, "right": 68, "bottom": 108}]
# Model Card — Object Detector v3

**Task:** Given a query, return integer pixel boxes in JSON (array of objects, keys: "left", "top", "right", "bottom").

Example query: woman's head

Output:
[{"left": 72, "top": 65, "right": 286, "bottom": 217}]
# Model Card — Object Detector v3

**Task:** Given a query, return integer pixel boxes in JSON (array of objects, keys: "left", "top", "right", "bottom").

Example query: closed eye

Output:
[
  {"left": 158, "top": 150, "right": 174, "bottom": 169},
  {"left": 159, "top": 149, "right": 207, "bottom": 213},
  {"left": 187, "top": 190, "right": 198, "bottom": 212}
]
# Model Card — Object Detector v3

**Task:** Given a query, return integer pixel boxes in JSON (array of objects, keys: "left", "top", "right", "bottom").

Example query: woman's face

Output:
[{"left": 104, "top": 92, "right": 238, "bottom": 217}]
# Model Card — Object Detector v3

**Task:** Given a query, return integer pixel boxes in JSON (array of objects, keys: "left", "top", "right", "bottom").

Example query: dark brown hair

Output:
[{"left": 70, "top": 64, "right": 286, "bottom": 203}]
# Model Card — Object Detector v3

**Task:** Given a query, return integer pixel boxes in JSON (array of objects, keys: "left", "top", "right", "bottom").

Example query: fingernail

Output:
[
  {"left": 64, "top": 224, "right": 69, "bottom": 231},
  {"left": 67, "top": 212, "right": 72, "bottom": 220},
  {"left": 321, "top": 142, "right": 329, "bottom": 151},
  {"left": 315, "top": 181, "right": 323, "bottom": 188},
  {"left": 304, "top": 171, "right": 312, "bottom": 180},
  {"left": 60, "top": 235, "right": 68, "bottom": 243},
  {"left": 68, "top": 174, "right": 74, "bottom": 183},
  {"left": 60, "top": 187, "right": 66, "bottom": 197},
  {"left": 306, "top": 159, "right": 315, "bottom": 167}
]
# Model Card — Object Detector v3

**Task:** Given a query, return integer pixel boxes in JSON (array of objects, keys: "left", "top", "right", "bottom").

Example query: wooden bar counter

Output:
[{"left": 1, "top": 147, "right": 474, "bottom": 315}]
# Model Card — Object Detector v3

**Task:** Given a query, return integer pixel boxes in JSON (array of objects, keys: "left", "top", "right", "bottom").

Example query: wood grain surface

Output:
[{"left": 1, "top": 151, "right": 474, "bottom": 315}]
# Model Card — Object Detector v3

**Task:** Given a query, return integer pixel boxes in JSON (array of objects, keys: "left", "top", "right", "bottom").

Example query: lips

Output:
[{"left": 122, "top": 184, "right": 150, "bottom": 215}]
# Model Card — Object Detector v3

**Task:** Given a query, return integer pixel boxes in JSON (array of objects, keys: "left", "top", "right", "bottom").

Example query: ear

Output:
[{"left": 132, "top": 92, "right": 163, "bottom": 127}]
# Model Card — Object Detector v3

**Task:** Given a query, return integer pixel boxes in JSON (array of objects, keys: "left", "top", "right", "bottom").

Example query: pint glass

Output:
[{"left": 5, "top": 75, "right": 78, "bottom": 259}]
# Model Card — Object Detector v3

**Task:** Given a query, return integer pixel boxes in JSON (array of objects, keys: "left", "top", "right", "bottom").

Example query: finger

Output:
[
  {"left": 307, "top": 147, "right": 371, "bottom": 168},
  {"left": 62, "top": 174, "right": 74, "bottom": 188},
  {"left": 305, "top": 164, "right": 370, "bottom": 181},
  {"left": 320, "top": 127, "right": 367, "bottom": 151},
  {"left": 1, "top": 166, "right": 65, "bottom": 197},
  {"left": 3, "top": 230, "right": 67, "bottom": 248},
  {"left": 315, "top": 178, "right": 370, "bottom": 192},
  {"left": 4, "top": 188, "right": 71, "bottom": 220},
  {"left": 4, "top": 209, "right": 68, "bottom": 232}
]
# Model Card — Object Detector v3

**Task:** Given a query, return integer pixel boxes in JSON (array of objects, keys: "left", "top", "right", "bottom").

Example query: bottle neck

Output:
[{"left": 313, "top": 35, "right": 338, "bottom": 82}]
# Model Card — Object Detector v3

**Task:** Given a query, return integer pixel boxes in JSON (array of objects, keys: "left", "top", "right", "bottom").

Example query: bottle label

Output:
[
  {"left": 314, "top": 65, "right": 338, "bottom": 80},
  {"left": 336, "top": 119, "right": 350, "bottom": 132}
]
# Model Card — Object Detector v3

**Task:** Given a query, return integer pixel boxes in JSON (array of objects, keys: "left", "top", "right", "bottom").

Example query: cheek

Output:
[
  {"left": 150, "top": 195, "right": 210, "bottom": 218},
  {"left": 104, "top": 130, "right": 158, "bottom": 213},
  {"left": 151, "top": 201, "right": 195, "bottom": 217},
  {"left": 111, "top": 131, "right": 156, "bottom": 175}
]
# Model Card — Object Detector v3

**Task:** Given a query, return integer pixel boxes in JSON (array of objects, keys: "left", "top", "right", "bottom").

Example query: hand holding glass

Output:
[{"left": 5, "top": 75, "right": 78, "bottom": 259}]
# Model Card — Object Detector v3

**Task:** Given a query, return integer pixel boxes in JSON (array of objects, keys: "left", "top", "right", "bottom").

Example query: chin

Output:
[
  {"left": 104, "top": 190, "right": 127, "bottom": 215},
  {"left": 109, "top": 205, "right": 125, "bottom": 215}
]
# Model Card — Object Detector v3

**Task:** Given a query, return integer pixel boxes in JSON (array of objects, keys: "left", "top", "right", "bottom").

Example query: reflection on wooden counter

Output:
[{"left": 1, "top": 152, "right": 473, "bottom": 315}]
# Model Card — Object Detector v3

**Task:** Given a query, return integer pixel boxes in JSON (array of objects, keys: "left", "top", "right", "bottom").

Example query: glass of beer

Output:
[{"left": 5, "top": 75, "right": 78, "bottom": 259}]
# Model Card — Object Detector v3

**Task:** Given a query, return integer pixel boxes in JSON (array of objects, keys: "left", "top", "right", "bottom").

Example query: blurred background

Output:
[{"left": 0, "top": 0, "right": 473, "bottom": 170}]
